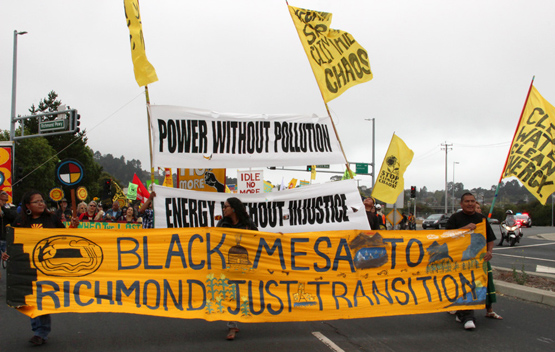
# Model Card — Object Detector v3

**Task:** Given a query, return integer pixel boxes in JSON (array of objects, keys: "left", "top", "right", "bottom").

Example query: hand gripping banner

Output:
[
  {"left": 148, "top": 105, "right": 345, "bottom": 169},
  {"left": 7, "top": 222, "right": 488, "bottom": 321}
]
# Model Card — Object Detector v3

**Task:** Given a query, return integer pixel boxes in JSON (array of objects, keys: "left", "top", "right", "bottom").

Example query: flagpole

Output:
[
  {"left": 285, "top": 1, "right": 354, "bottom": 179},
  {"left": 487, "top": 76, "right": 535, "bottom": 218},
  {"left": 144, "top": 85, "right": 156, "bottom": 187},
  {"left": 324, "top": 103, "right": 355, "bottom": 178}
]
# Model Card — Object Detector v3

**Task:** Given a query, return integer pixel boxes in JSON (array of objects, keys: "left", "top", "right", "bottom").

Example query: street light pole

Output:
[
  {"left": 364, "top": 118, "right": 375, "bottom": 187},
  {"left": 452, "top": 161, "right": 459, "bottom": 213},
  {"left": 441, "top": 142, "right": 452, "bottom": 214},
  {"left": 10, "top": 30, "right": 28, "bottom": 141}
]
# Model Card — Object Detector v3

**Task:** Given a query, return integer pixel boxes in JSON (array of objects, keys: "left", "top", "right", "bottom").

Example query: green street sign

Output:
[
  {"left": 39, "top": 119, "right": 66, "bottom": 132},
  {"left": 316, "top": 165, "right": 330, "bottom": 169},
  {"left": 356, "top": 163, "right": 369, "bottom": 174}
]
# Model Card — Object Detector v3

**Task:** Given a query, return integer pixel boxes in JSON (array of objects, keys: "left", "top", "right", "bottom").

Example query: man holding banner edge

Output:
[{"left": 446, "top": 192, "right": 496, "bottom": 331}]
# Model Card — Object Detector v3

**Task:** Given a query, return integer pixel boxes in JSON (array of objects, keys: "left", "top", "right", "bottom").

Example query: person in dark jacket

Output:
[
  {"left": 0, "top": 191, "right": 16, "bottom": 260},
  {"left": 3, "top": 190, "right": 79, "bottom": 345},
  {"left": 445, "top": 192, "right": 496, "bottom": 331},
  {"left": 216, "top": 197, "right": 258, "bottom": 340},
  {"left": 363, "top": 196, "right": 381, "bottom": 230}
]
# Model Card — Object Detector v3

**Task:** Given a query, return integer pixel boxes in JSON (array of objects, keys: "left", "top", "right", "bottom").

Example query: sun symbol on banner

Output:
[{"left": 385, "top": 155, "right": 399, "bottom": 173}]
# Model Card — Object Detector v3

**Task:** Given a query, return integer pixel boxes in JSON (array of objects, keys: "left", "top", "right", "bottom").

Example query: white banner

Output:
[
  {"left": 148, "top": 105, "right": 345, "bottom": 169},
  {"left": 152, "top": 180, "right": 370, "bottom": 233}
]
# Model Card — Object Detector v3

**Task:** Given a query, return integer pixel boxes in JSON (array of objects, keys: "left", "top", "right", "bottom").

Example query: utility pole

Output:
[
  {"left": 441, "top": 142, "right": 452, "bottom": 214},
  {"left": 452, "top": 161, "right": 459, "bottom": 213}
]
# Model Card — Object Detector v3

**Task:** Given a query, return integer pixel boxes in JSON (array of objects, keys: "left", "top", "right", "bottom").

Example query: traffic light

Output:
[
  {"left": 70, "top": 109, "right": 81, "bottom": 133},
  {"left": 104, "top": 179, "right": 112, "bottom": 197},
  {"left": 307, "top": 165, "right": 313, "bottom": 172},
  {"left": 410, "top": 186, "right": 416, "bottom": 198}
]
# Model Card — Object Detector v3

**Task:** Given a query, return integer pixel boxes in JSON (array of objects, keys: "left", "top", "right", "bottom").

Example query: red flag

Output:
[{"left": 132, "top": 173, "right": 150, "bottom": 202}]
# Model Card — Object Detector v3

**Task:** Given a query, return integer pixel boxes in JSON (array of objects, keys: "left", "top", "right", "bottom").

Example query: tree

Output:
[
  {"left": 1, "top": 91, "right": 103, "bottom": 204},
  {"left": 0, "top": 130, "right": 57, "bottom": 201}
]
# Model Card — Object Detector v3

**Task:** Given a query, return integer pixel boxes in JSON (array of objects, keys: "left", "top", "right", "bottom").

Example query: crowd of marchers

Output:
[{"left": 0, "top": 191, "right": 156, "bottom": 230}]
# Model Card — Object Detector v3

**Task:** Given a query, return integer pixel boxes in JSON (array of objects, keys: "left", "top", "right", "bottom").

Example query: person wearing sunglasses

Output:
[
  {"left": 4, "top": 190, "right": 79, "bottom": 345},
  {"left": 78, "top": 201, "right": 104, "bottom": 222}
]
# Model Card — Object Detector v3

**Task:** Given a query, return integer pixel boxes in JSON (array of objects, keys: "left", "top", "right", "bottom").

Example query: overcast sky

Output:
[{"left": 2, "top": 0, "right": 555, "bottom": 193}]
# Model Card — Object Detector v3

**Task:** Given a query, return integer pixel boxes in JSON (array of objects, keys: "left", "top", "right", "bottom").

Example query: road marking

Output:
[
  {"left": 494, "top": 253, "right": 555, "bottom": 263},
  {"left": 536, "top": 265, "right": 555, "bottom": 274},
  {"left": 312, "top": 332, "right": 345, "bottom": 352},
  {"left": 494, "top": 242, "right": 555, "bottom": 250}
]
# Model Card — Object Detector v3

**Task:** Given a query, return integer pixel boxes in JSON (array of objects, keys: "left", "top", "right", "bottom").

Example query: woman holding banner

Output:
[
  {"left": 4, "top": 190, "right": 79, "bottom": 345},
  {"left": 216, "top": 197, "right": 258, "bottom": 341}
]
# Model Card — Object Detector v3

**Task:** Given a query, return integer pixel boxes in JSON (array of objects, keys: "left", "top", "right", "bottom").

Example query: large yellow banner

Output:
[
  {"left": 503, "top": 86, "right": 555, "bottom": 204},
  {"left": 7, "top": 223, "right": 488, "bottom": 321},
  {"left": 123, "top": 0, "right": 158, "bottom": 87},
  {"left": 288, "top": 5, "right": 373, "bottom": 103}
]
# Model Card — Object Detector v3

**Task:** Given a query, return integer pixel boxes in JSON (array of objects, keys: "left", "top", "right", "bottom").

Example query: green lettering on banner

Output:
[{"left": 64, "top": 221, "right": 142, "bottom": 230}]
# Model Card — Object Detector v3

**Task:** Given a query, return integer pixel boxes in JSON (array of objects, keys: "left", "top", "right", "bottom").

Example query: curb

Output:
[{"left": 494, "top": 280, "right": 555, "bottom": 307}]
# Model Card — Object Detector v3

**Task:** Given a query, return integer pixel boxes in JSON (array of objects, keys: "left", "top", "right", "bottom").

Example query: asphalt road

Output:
[
  {"left": 490, "top": 226, "right": 555, "bottom": 276},
  {"left": 1, "top": 281, "right": 554, "bottom": 352}
]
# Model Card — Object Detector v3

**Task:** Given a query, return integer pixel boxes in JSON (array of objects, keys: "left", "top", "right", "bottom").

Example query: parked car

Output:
[
  {"left": 422, "top": 214, "right": 449, "bottom": 229},
  {"left": 487, "top": 218, "right": 500, "bottom": 225},
  {"left": 515, "top": 213, "right": 532, "bottom": 227}
]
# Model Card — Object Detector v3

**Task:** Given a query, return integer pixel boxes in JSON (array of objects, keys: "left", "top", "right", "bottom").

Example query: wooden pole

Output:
[{"left": 144, "top": 85, "right": 155, "bottom": 187}]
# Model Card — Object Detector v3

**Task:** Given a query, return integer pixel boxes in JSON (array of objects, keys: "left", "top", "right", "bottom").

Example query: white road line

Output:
[
  {"left": 312, "top": 331, "right": 345, "bottom": 352},
  {"left": 536, "top": 265, "right": 555, "bottom": 274},
  {"left": 494, "top": 242, "right": 555, "bottom": 250},
  {"left": 494, "top": 253, "right": 555, "bottom": 263}
]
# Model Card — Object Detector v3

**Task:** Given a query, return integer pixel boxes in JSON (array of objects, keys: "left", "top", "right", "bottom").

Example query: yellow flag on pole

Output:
[
  {"left": 372, "top": 134, "right": 414, "bottom": 204},
  {"left": 503, "top": 86, "right": 555, "bottom": 204},
  {"left": 112, "top": 182, "right": 127, "bottom": 207},
  {"left": 124, "top": 0, "right": 158, "bottom": 87},
  {"left": 162, "top": 168, "right": 173, "bottom": 187},
  {"left": 288, "top": 5, "right": 373, "bottom": 103},
  {"left": 288, "top": 178, "right": 298, "bottom": 189}
]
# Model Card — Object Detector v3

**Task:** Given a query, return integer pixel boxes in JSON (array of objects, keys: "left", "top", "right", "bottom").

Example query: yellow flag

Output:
[
  {"left": 503, "top": 86, "right": 555, "bottom": 204},
  {"left": 288, "top": 178, "right": 298, "bottom": 189},
  {"left": 162, "top": 168, "right": 173, "bottom": 187},
  {"left": 288, "top": 5, "right": 373, "bottom": 103},
  {"left": 111, "top": 182, "right": 127, "bottom": 207},
  {"left": 372, "top": 134, "right": 414, "bottom": 204},
  {"left": 124, "top": 0, "right": 158, "bottom": 87},
  {"left": 342, "top": 169, "right": 356, "bottom": 180}
]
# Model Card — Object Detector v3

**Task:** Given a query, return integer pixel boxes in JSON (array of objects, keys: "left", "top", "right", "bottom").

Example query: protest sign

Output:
[
  {"left": 152, "top": 180, "right": 369, "bottom": 233},
  {"left": 148, "top": 105, "right": 345, "bottom": 169},
  {"left": 6, "top": 223, "right": 488, "bottom": 321}
]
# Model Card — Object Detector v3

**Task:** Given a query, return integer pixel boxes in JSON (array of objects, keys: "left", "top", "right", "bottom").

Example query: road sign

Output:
[
  {"left": 386, "top": 209, "right": 403, "bottom": 225},
  {"left": 356, "top": 163, "right": 369, "bottom": 174},
  {"left": 39, "top": 119, "right": 66, "bottom": 132},
  {"left": 316, "top": 165, "right": 330, "bottom": 169}
]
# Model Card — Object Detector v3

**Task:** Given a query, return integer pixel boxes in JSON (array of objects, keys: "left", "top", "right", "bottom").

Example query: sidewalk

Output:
[{"left": 536, "top": 232, "right": 555, "bottom": 241}]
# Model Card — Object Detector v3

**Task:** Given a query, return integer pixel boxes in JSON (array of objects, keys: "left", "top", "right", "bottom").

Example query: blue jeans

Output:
[
  {"left": 0, "top": 240, "right": 6, "bottom": 254},
  {"left": 30, "top": 315, "right": 51, "bottom": 339}
]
